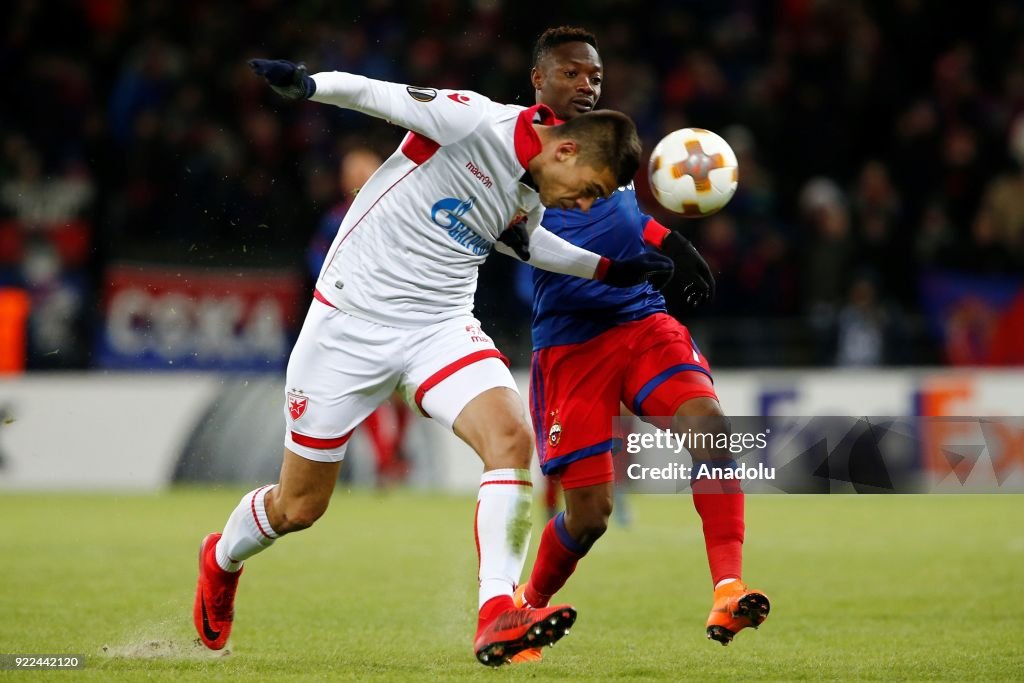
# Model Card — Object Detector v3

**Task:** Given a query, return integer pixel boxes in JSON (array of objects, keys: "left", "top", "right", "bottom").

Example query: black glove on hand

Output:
[
  {"left": 248, "top": 59, "right": 317, "bottom": 101},
  {"left": 498, "top": 218, "right": 530, "bottom": 261},
  {"left": 660, "top": 230, "right": 715, "bottom": 307},
  {"left": 601, "top": 251, "right": 675, "bottom": 290}
]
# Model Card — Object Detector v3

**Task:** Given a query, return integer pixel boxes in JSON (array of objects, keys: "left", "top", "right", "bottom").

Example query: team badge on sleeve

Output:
[
  {"left": 406, "top": 86, "right": 437, "bottom": 102},
  {"left": 287, "top": 391, "right": 308, "bottom": 420}
]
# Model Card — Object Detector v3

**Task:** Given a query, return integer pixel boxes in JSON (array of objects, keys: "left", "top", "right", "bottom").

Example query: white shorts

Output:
[{"left": 283, "top": 296, "right": 517, "bottom": 462}]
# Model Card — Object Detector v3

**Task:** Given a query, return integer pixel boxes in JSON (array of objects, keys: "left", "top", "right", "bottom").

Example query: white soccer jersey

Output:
[{"left": 309, "top": 72, "right": 599, "bottom": 327}]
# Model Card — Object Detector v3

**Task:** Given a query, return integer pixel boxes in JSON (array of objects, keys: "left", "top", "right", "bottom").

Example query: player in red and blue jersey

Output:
[{"left": 510, "top": 27, "right": 770, "bottom": 660}]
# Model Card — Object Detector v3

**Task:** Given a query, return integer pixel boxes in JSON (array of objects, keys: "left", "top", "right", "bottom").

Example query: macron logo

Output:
[{"left": 465, "top": 161, "right": 493, "bottom": 189}]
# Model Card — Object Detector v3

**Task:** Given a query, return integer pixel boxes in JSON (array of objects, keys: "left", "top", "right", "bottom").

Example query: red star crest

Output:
[{"left": 287, "top": 392, "right": 308, "bottom": 420}]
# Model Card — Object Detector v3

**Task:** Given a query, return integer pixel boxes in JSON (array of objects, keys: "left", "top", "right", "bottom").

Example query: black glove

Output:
[
  {"left": 660, "top": 230, "right": 715, "bottom": 307},
  {"left": 498, "top": 217, "right": 530, "bottom": 261},
  {"left": 600, "top": 251, "right": 675, "bottom": 290},
  {"left": 248, "top": 59, "right": 317, "bottom": 101}
]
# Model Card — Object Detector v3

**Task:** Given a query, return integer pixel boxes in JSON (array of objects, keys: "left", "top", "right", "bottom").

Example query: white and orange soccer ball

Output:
[{"left": 648, "top": 128, "right": 738, "bottom": 217}]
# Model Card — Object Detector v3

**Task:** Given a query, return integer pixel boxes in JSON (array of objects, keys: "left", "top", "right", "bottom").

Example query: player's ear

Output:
[
  {"left": 530, "top": 66, "right": 543, "bottom": 91},
  {"left": 554, "top": 140, "right": 578, "bottom": 162}
]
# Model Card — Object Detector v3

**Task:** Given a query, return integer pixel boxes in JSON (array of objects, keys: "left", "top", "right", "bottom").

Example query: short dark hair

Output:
[
  {"left": 532, "top": 26, "right": 598, "bottom": 68},
  {"left": 553, "top": 110, "right": 641, "bottom": 187}
]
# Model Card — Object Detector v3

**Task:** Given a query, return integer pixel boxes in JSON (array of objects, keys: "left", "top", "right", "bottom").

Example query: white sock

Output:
[
  {"left": 715, "top": 577, "right": 739, "bottom": 589},
  {"left": 215, "top": 485, "right": 280, "bottom": 572},
  {"left": 475, "top": 469, "right": 533, "bottom": 609}
]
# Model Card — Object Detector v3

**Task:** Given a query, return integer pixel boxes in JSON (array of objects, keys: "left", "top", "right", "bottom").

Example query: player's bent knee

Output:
[
  {"left": 565, "top": 510, "right": 609, "bottom": 547},
  {"left": 465, "top": 413, "right": 534, "bottom": 469},
  {"left": 274, "top": 500, "right": 328, "bottom": 533},
  {"left": 453, "top": 385, "right": 533, "bottom": 469},
  {"left": 267, "top": 488, "right": 332, "bottom": 534},
  {"left": 673, "top": 400, "right": 732, "bottom": 463},
  {"left": 674, "top": 399, "right": 729, "bottom": 438},
  {"left": 575, "top": 509, "right": 610, "bottom": 541},
  {"left": 484, "top": 421, "right": 534, "bottom": 469},
  {"left": 506, "top": 420, "right": 535, "bottom": 458},
  {"left": 564, "top": 484, "right": 613, "bottom": 544}
]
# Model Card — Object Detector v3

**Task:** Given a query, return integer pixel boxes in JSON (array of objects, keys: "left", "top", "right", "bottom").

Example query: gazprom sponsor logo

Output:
[{"left": 430, "top": 196, "right": 492, "bottom": 256}]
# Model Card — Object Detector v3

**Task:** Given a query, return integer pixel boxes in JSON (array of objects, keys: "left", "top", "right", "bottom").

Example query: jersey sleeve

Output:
[
  {"left": 624, "top": 184, "right": 670, "bottom": 249},
  {"left": 310, "top": 72, "right": 485, "bottom": 146},
  {"left": 642, "top": 218, "right": 671, "bottom": 249},
  {"left": 495, "top": 222, "right": 603, "bottom": 280}
]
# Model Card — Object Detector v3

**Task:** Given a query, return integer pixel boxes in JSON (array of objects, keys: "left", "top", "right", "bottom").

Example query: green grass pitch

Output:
[{"left": 2, "top": 490, "right": 1021, "bottom": 681}]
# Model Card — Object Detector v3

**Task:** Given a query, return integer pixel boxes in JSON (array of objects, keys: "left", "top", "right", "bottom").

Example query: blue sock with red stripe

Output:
[{"left": 524, "top": 511, "right": 590, "bottom": 608}]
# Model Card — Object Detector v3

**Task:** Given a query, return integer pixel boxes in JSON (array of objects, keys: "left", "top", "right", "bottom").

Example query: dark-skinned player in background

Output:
[{"left": 507, "top": 26, "right": 770, "bottom": 662}]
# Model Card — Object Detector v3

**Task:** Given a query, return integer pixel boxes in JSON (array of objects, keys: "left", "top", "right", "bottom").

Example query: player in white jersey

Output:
[{"left": 192, "top": 58, "right": 675, "bottom": 666}]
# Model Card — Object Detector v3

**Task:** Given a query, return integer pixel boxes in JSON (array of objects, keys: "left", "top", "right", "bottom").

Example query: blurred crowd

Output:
[{"left": 2, "top": 0, "right": 1023, "bottom": 368}]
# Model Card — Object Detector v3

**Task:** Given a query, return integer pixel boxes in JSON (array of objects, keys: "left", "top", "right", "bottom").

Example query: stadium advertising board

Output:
[
  {"left": 0, "top": 373, "right": 222, "bottom": 490},
  {"left": 2, "top": 369, "right": 1021, "bottom": 491},
  {"left": 96, "top": 263, "right": 303, "bottom": 371}
]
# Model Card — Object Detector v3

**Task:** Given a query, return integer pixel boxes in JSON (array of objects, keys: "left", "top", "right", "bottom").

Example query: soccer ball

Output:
[{"left": 648, "top": 128, "right": 738, "bottom": 217}]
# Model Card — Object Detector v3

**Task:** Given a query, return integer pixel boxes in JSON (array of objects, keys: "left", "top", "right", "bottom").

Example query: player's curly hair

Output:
[{"left": 532, "top": 26, "right": 598, "bottom": 67}]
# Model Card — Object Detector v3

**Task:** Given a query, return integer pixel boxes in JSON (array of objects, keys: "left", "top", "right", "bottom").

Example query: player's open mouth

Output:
[{"left": 572, "top": 98, "right": 594, "bottom": 111}]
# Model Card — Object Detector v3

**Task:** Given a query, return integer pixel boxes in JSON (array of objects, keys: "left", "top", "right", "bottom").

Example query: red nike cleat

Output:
[
  {"left": 474, "top": 601, "right": 576, "bottom": 667},
  {"left": 193, "top": 533, "right": 242, "bottom": 650},
  {"left": 508, "top": 583, "right": 543, "bottom": 663},
  {"left": 705, "top": 580, "right": 770, "bottom": 646}
]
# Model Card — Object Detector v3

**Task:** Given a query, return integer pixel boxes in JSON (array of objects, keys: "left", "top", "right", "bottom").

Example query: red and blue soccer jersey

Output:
[
  {"left": 530, "top": 185, "right": 667, "bottom": 350},
  {"left": 530, "top": 186, "right": 718, "bottom": 486}
]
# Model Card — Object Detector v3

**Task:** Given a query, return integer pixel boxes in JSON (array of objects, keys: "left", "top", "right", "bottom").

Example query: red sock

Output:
[
  {"left": 524, "top": 512, "right": 588, "bottom": 607},
  {"left": 477, "top": 595, "right": 514, "bottom": 634},
  {"left": 692, "top": 481, "right": 745, "bottom": 586}
]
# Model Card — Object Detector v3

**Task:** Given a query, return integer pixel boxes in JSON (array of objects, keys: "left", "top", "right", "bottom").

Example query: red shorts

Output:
[{"left": 530, "top": 313, "right": 718, "bottom": 489}]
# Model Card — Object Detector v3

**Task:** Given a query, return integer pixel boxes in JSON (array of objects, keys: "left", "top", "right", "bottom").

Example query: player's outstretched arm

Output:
[
  {"left": 248, "top": 58, "right": 483, "bottom": 147},
  {"left": 494, "top": 223, "right": 675, "bottom": 289}
]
